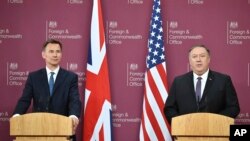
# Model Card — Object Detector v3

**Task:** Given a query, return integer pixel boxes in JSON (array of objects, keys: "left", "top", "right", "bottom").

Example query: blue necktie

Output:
[
  {"left": 49, "top": 72, "right": 55, "bottom": 96},
  {"left": 196, "top": 77, "right": 202, "bottom": 102}
]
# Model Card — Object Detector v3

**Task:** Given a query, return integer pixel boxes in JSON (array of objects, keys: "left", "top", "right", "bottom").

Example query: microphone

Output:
[
  {"left": 205, "top": 96, "right": 208, "bottom": 112},
  {"left": 197, "top": 96, "right": 200, "bottom": 112}
]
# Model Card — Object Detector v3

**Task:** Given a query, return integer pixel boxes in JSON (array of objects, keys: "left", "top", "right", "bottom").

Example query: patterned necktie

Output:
[
  {"left": 196, "top": 77, "right": 202, "bottom": 102},
  {"left": 49, "top": 72, "right": 55, "bottom": 96}
]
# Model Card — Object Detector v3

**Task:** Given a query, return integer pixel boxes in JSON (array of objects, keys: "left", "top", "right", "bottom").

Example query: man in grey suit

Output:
[
  {"left": 13, "top": 39, "right": 82, "bottom": 140},
  {"left": 164, "top": 45, "right": 240, "bottom": 123}
]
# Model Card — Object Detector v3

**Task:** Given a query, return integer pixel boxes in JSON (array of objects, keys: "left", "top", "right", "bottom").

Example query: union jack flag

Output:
[
  {"left": 83, "top": 0, "right": 112, "bottom": 140},
  {"left": 140, "top": 0, "right": 172, "bottom": 140}
]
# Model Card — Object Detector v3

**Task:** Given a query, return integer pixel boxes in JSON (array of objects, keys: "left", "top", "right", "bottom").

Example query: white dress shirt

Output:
[{"left": 193, "top": 69, "right": 209, "bottom": 98}]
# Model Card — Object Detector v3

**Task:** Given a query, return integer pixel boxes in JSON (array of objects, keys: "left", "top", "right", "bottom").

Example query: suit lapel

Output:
[
  {"left": 53, "top": 68, "right": 66, "bottom": 95},
  {"left": 187, "top": 72, "right": 197, "bottom": 101},
  {"left": 41, "top": 68, "right": 50, "bottom": 96},
  {"left": 200, "top": 70, "right": 214, "bottom": 102}
]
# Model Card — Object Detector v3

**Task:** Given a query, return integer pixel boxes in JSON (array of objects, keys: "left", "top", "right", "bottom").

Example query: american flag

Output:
[
  {"left": 140, "top": 0, "right": 172, "bottom": 140},
  {"left": 83, "top": 0, "right": 112, "bottom": 140}
]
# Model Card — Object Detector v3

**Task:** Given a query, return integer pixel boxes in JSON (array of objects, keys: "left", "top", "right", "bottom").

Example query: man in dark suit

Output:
[
  {"left": 13, "top": 39, "right": 82, "bottom": 140},
  {"left": 164, "top": 45, "right": 240, "bottom": 123}
]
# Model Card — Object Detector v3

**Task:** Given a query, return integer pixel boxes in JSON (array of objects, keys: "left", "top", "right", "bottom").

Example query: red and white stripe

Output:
[{"left": 140, "top": 62, "right": 172, "bottom": 141}]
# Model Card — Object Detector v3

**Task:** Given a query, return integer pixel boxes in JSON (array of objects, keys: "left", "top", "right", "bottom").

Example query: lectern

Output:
[
  {"left": 10, "top": 113, "right": 73, "bottom": 141},
  {"left": 172, "top": 113, "right": 234, "bottom": 141}
]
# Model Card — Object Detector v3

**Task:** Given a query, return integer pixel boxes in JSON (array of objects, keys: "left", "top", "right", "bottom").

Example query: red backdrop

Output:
[{"left": 1, "top": 0, "right": 250, "bottom": 140}]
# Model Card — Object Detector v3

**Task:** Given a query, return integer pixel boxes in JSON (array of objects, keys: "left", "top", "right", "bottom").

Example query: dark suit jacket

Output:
[
  {"left": 164, "top": 70, "right": 240, "bottom": 123},
  {"left": 13, "top": 68, "right": 82, "bottom": 118}
]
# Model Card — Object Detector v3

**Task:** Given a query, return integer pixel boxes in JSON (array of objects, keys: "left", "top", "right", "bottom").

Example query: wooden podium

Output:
[
  {"left": 171, "top": 113, "right": 234, "bottom": 141},
  {"left": 10, "top": 113, "right": 73, "bottom": 141}
]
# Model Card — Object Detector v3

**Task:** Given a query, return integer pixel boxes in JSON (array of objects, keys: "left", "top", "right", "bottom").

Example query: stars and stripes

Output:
[
  {"left": 140, "top": 0, "right": 172, "bottom": 140},
  {"left": 83, "top": 0, "right": 113, "bottom": 140}
]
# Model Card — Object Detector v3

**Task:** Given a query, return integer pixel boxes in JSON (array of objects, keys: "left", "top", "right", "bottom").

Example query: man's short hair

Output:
[
  {"left": 42, "top": 39, "right": 62, "bottom": 51},
  {"left": 188, "top": 44, "right": 210, "bottom": 56}
]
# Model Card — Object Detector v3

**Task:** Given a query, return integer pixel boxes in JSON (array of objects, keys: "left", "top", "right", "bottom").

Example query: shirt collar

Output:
[
  {"left": 193, "top": 69, "right": 209, "bottom": 80},
  {"left": 46, "top": 66, "right": 60, "bottom": 75}
]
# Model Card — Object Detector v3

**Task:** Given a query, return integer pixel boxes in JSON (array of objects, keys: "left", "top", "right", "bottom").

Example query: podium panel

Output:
[
  {"left": 175, "top": 137, "right": 228, "bottom": 141},
  {"left": 172, "top": 113, "right": 234, "bottom": 141},
  {"left": 10, "top": 113, "right": 73, "bottom": 141},
  {"left": 15, "top": 137, "right": 68, "bottom": 141}
]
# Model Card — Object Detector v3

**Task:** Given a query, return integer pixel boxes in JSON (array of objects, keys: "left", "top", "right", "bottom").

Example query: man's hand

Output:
[
  {"left": 12, "top": 114, "right": 20, "bottom": 118},
  {"left": 69, "top": 116, "right": 79, "bottom": 134}
]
